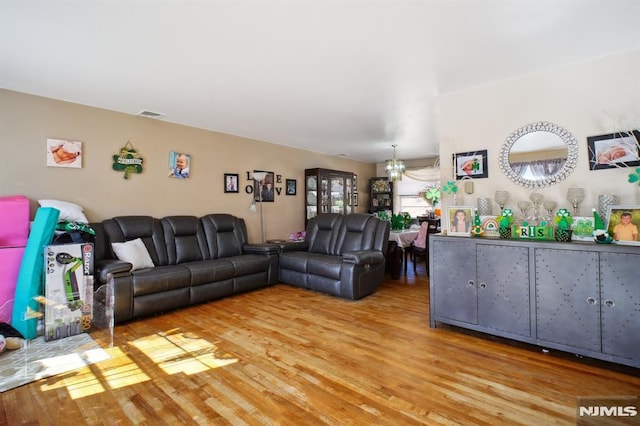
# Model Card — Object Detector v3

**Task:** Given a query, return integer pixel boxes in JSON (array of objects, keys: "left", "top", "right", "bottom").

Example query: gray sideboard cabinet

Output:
[
  {"left": 430, "top": 237, "right": 532, "bottom": 341},
  {"left": 429, "top": 235, "right": 640, "bottom": 368}
]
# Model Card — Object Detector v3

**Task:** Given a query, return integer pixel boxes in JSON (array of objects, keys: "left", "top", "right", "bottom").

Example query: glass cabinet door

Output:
[
  {"left": 306, "top": 175, "right": 318, "bottom": 221},
  {"left": 345, "top": 175, "right": 353, "bottom": 215},
  {"left": 330, "top": 176, "right": 344, "bottom": 214}
]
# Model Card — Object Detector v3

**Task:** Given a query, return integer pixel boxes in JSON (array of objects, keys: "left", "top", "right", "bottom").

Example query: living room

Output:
[{"left": 1, "top": 1, "right": 640, "bottom": 424}]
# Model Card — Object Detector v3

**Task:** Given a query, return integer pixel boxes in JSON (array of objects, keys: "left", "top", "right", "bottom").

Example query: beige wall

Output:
[
  {"left": 0, "top": 89, "right": 376, "bottom": 243},
  {"left": 438, "top": 49, "right": 640, "bottom": 217}
]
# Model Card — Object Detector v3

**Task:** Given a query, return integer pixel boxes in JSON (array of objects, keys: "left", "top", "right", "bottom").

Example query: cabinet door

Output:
[
  {"left": 431, "top": 239, "right": 478, "bottom": 324},
  {"left": 305, "top": 175, "right": 318, "bottom": 222},
  {"left": 330, "top": 175, "right": 345, "bottom": 215},
  {"left": 535, "top": 248, "right": 600, "bottom": 351},
  {"left": 600, "top": 252, "right": 640, "bottom": 361},
  {"left": 477, "top": 244, "right": 530, "bottom": 337}
]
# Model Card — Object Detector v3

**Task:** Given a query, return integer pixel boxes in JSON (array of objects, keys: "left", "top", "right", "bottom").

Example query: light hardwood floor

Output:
[{"left": 1, "top": 265, "right": 639, "bottom": 425}]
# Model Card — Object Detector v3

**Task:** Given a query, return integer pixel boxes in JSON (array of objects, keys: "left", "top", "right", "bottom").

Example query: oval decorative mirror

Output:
[{"left": 499, "top": 121, "right": 578, "bottom": 188}]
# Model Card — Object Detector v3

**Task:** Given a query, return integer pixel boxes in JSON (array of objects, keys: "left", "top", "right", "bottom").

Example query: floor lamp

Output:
[{"left": 250, "top": 171, "right": 267, "bottom": 243}]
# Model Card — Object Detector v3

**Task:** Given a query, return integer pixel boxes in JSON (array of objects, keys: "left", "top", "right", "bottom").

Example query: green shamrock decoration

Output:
[
  {"left": 425, "top": 187, "right": 441, "bottom": 205},
  {"left": 573, "top": 219, "right": 594, "bottom": 238},
  {"left": 628, "top": 167, "right": 640, "bottom": 186},
  {"left": 112, "top": 141, "right": 143, "bottom": 179},
  {"left": 554, "top": 208, "right": 573, "bottom": 230},
  {"left": 496, "top": 208, "right": 514, "bottom": 229},
  {"left": 442, "top": 181, "right": 458, "bottom": 194}
]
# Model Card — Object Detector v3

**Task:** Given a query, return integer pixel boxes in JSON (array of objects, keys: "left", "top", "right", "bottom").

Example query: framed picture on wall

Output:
[
  {"left": 224, "top": 173, "right": 239, "bottom": 193},
  {"left": 46, "top": 138, "right": 82, "bottom": 168},
  {"left": 254, "top": 170, "right": 275, "bottom": 202},
  {"left": 606, "top": 205, "right": 640, "bottom": 246},
  {"left": 168, "top": 152, "right": 190, "bottom": 179},
  {"left": 446, "top": 206, "right": 474, "bottom": 236},
  {"left": 587, "top": 130, "right": 640, "bottom": 170},
  {"left": 453, "top": 150, "right": 488, "bottom": 179},
  {"left": 286, "top": 179, "right": 296, "bottom": 195}
]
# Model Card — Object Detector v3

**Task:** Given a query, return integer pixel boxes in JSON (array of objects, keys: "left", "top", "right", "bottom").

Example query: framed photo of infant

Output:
[
  {"left": 588, "top": 130, "right": 640, "bottom": 170},
  {"left": 606, "top": 205, "right": 640, "bottom": 246},
  {"left": 47, "top": 138, "right": 82, "bottom": 168}
]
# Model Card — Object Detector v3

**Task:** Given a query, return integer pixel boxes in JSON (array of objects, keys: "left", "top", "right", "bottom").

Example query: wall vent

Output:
[{"left": 136, "top": 110, "right": 166, "bottom": 119}]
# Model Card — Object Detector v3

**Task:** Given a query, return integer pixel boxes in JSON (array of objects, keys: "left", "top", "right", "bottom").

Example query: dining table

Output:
[{"left": 387, "top": 228, "right": 420, "bottom": 279}]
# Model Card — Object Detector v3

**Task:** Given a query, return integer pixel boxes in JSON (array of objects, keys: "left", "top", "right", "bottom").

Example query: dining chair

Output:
[{"left": 408, "top": 219, "right": 438, "bottom": 275}]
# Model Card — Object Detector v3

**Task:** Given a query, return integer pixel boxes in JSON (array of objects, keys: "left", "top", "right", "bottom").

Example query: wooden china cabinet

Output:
[{"left": 304, "top": 168, "right": 355, "bottom": 226}]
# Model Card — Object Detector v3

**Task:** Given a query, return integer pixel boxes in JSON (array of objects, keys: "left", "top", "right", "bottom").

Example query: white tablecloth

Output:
[{"left": 388, "top": 230, "right": 419, "bottom": 248}]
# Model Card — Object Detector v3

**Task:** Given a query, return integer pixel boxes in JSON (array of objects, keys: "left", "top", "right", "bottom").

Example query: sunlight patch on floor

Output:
[
  {"left": 97, "top": 346, "right": 152, "bottom": 389},
  {"left": 131, "top": 329, "right": 238, "bottom": 375}
]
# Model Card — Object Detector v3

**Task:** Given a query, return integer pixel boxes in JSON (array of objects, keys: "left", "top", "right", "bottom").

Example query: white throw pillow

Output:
[
  {"left": 111, "top": 238, "right": 155, "bottom": 271},
  {"left": 38, "top": 199, "right": 89, "bottom": 223}
]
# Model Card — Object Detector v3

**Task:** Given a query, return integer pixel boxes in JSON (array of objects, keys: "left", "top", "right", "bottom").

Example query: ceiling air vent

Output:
[{"left": 136, "top": 110, "right": 166, "bottom": 119}]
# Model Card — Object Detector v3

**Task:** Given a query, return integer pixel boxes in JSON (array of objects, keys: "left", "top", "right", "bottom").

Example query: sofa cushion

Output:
[
  {"left": 280, "top": 252, "right": 342, "bottom": 280},
  {"left": 131, "top": 265, "right": 191, "bottom": 297},
  {"left": 335, "top": 214, "right": 378, "bottom": 253},
  {"left": 279, "top": 251, "right": 309, "bottom": 273},
  {"left": 103, "top": 216, "right": 168, "bottom": 266},
  {"left": 201, "top": 214, "right": 248, "bottom": 258},
  {"left": 183, "top": 259, "right": 235, "bottom": 286},
  {"left": 111, "top": 238, "right": 155, "bottom": 271},
  {"left": 161, "top": 216, "right": 208, "bottom": 264},
  {"left": 306, "top": 214, "right": 343, "bottom": 255},
  {"left": 306, "top": 254, "right": 343, "bottom": 280},
  {"left": 226, "top": 254, "right": 271, "bottom": 276}
]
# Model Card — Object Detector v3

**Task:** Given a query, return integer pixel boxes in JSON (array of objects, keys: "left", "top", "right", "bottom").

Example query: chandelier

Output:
[{"left": 385, "top": 144, "right": 405, "bottom": 182}]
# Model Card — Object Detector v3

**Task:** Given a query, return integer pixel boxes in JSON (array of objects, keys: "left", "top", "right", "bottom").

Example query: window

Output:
[
  {"left": 394, "top": 170, "right": 440, "bottom": 217},
  {"left": 398, "top": 195, "right": 431, "bottom": 218}
]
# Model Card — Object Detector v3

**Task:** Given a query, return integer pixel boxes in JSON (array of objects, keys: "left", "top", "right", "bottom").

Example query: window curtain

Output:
[
  {"left": 510, "top": 161, "right": 529, "bottom": 178},
  {"left": 512, "top": 158, "right": 565, "bottom": 180},
  {"left": 403, "top": 167, "right": 441, "bottom": 183}
]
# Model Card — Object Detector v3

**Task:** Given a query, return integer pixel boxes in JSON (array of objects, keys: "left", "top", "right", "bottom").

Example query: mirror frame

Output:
[{"left": 499, "top": 121, "right": 578, "bottom": 188}]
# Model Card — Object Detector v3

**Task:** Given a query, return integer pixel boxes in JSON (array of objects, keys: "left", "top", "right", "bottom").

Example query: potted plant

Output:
[
  {"left": 496, "top": 208, "right": 514, "bottom": 238},
  {"left": 554, "top": 208, "right": 574, "bottom": 242}
]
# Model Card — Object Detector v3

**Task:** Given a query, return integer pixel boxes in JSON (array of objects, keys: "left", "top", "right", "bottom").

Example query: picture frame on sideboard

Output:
[
  {"left": 446, "top": 206, "right": 474, "bottom": 236},
  {"left": 606, "top": 205, "right": 640, "bottom": 246}
]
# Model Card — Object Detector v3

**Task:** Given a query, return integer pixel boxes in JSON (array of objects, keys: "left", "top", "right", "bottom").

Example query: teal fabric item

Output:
[{"left": 11, "top": 207, "right": 60, "bottom": 339}]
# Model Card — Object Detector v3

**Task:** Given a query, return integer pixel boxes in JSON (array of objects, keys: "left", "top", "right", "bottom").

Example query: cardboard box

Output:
[{"left": 43, "top": 243, "right": 94, "bottom": 341}]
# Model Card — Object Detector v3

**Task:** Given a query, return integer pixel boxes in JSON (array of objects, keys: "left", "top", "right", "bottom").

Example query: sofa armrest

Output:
[
  {"left": 278, "top": 241, "right": 308, "bottom": 252},
  {"left": 243, "top": 243, "right": 280, "bottom": 255},
  {"left": 95, "top": 258, "right": 132, "bottom": 283},
  {"left": 342, "top": 250, "right": 385, "bottom": 265}
]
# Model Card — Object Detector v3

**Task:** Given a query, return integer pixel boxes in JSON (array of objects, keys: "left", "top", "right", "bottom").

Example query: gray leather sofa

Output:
[
  {"left": 278, "top": 213, "right": 390, "bottom": 300},
  {"left": 92, "top": 214, "right": 279, "bottom": 323}
]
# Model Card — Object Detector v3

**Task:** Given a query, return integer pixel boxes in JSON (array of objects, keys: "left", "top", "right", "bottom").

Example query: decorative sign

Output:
[
  {"left": 112, "top": 141, "right": 143, "bottom": 179},
  {"left": 514, "top": 224, "right": 555, "bottom": 240},
  {"left": 480, "top": 217, "right": 500, "bottom": 238}
]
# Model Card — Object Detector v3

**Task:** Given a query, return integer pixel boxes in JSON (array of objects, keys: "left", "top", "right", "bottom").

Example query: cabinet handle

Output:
[
  {"left": 467, "top": 280, "right": 475, "bottom": 287},
  {"left": 586, "top": 297, "right": 597, "bottom": 305},
  {"left": 479, "top": 282, "right": 487, "bottom": 289},
  {"left": 604, "top": 299, "right": 615, "bottom": 307}
]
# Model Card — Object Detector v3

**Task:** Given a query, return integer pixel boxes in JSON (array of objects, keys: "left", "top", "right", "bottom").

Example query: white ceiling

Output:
[{"left": 1, "top": 0, "right": 639, "bottom": 163}]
